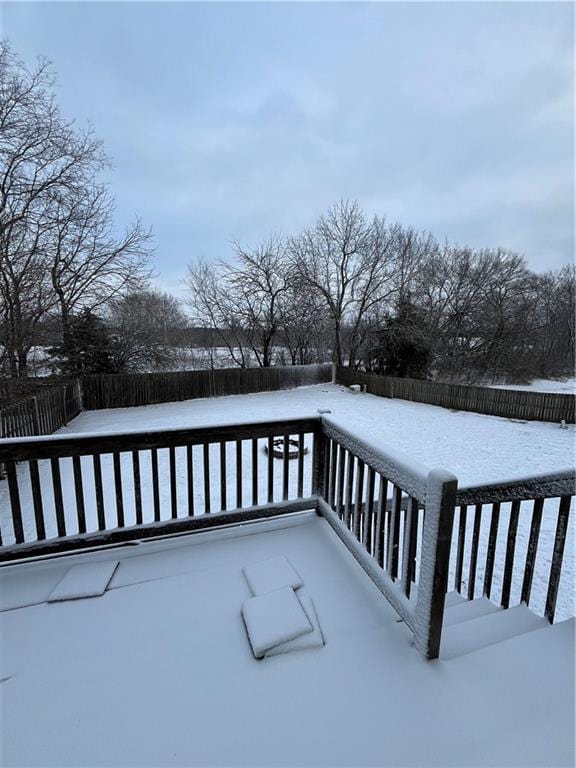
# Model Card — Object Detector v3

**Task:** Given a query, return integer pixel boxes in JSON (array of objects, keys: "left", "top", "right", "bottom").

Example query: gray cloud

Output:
[{"left": 3, "top": 1, "right": 573, "bottom": 292}]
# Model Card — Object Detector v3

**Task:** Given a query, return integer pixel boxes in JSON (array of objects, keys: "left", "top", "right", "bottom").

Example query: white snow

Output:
[
  {"left": 56, "top": 383, "right": 575, "bottom": 485},
  {"left": 0, "top": 516, "right": 573, "bottom": 766},
  {"left": 490, "top": 377, "right": 576, "bottom": 394},
  {"left": 242, "top": 555, "right": 304, "bottom": 595},
  {"left": 47, "top": 561, "right": 118, "bottom": 602},
  {"left": 242, "top": 585, "right": 312, "bottom": 658},
  {"left": 264, "top": 594, "right": 325, "bottom": 656}
]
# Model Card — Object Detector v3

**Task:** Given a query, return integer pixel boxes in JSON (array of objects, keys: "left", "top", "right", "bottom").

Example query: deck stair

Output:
[{"left": 440, "top": 591, "right": 549, "bottom": 660}]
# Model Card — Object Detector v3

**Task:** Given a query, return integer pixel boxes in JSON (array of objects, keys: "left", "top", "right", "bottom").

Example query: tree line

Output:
[
  {"left": 188, "top": 200, "right": 575, "bottom": 383},
  {"left": 1, "top": 41, "right": 574, "bottom": 384}
]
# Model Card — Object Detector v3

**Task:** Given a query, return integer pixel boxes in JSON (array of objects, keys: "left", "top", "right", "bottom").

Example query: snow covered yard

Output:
[
  {"left": 57, "top": 383, "right": 575, "bottom": 485},
  {"left": 1, "top": 384, "right": 574, "bottom": 619},
  {"left": 0, "top": 514, "right": 574, "bottom": 767},
  {"left": 490, "top": 377, "right": 576, "bottom": 395}
]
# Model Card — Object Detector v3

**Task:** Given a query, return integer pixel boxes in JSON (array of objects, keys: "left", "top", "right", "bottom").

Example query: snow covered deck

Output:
[{"left": 1, "top": 513, "right": 574, "bottom": 767}]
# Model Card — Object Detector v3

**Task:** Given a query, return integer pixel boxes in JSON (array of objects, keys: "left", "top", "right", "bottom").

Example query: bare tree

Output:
[
  {"left": 187, "top": 258, "right": 252, "bottom": 368},
  {"left": 0, "top": 42, "right": 103, "bottom": 375},
  {"left": 278, "top": 274, "right": 331, "bottom": 364},
  {"left": 48, "top": 183, "right": 153, "bottom": 345},
  {"left": 187, "top": 236, "right": 288, "bottom": 367},
  {"left": 289, "top": 200, "right": 397, "bottom": 366},
  {"left": 106, "top": 289, "right": 188, "bottom": 372},
  {"left": 0, "top": 42, "right": 153, "bottom": 375}
]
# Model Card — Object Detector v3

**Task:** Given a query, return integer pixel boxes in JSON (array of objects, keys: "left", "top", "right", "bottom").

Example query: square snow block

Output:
[
  {"left": 242, "top": 586, "right": 313, "bottom": 659},
  {"left": 47, "top": 561, "right": 119, "bottom": 603},
  {"left": 265, "top": 595, "right": 325, "bottom": 657},
  {"left": 242, "top": 555, "right": 304, "bottom": 596}
]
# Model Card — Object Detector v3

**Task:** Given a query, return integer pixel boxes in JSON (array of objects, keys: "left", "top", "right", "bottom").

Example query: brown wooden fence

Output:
[
  {"left": 81, "top": 364, "right": 333, "bottom": 410},
  {"left": 335, "top": 367, "right": 576, "bottom": 424},
  {"left": 0, "top": 380, "right": 82, "bottom": 439}
]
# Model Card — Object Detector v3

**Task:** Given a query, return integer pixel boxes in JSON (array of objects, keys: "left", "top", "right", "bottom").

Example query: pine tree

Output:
[{"left": 49, "top": 309, "right": 122, "bottom": 376}]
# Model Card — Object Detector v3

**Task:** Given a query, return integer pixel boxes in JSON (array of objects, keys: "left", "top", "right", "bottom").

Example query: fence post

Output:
[{"left": 414, "top": 468, "right": 458, "bottom": 659}]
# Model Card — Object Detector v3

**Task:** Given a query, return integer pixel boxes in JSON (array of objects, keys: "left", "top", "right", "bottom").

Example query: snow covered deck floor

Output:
[{"left": 1, "top": 512, "right": 573, "bottom": 767}]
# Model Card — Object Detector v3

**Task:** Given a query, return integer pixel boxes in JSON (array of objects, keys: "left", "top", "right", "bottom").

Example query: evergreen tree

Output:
[
  {"left": 371, "top": 296, "right": 432, "bottom": 379},
  {"left": 49, "top": 309, "right": 122, "bottom": 376}
]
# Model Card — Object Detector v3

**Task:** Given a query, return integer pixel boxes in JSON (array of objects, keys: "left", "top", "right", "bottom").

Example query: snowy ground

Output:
[
  {"left": 0, "top": 515, "right": 574, "bottom": 767},
  {"left": 0, "top": 384, "right": 574, "bottom": 619},
  {"left": 490, "top": 377, "right": 576, "bottom": 394}
]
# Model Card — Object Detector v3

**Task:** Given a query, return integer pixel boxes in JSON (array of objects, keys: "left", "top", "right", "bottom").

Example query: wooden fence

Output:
[
  {"left": 0, "top": 380, "right": 82, "bottom": 438},
  {"left": 82, "top": 364, "right": 333, "bottom": 410},
  {"left": 336, "top": 367, "right": 576, "bottom": 424}
]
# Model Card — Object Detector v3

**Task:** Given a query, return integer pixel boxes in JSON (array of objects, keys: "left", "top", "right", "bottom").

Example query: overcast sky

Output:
[{"left": 2, "top": 1, "right": 574, "bottom": 293}]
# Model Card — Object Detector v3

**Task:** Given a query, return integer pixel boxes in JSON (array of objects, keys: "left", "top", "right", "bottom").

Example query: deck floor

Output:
[{"left": 0, "top": 513, "right": 574, "bottom": 766}]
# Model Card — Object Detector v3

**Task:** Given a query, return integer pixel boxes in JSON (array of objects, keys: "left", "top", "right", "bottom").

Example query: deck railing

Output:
[
  {"left": 453, "top": 471, "right": 575, "bottom": 623},
  {"left": 317, "top": 417, "right": 457, "bottom": 658},
  {"left": 0, "top": 416, "right": 573, "bottom": 658}
]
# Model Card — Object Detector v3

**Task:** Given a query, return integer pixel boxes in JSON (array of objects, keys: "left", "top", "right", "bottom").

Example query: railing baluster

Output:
[
  {"left": 484, "top": 502, "right": 500, "bottom": 599},
  {"left": 252, "top": 438, "right": 258, "bottom": 506},
  {"left": 410, "top": 503, "right": 419, "bottom": 585},
  {"left": 150, "top": 449, "right": 161, "bottom": 522},
  {"left": 30, "top": 459, "right": 46, "bottom": 540},
  {"left": 323, "top": 438, "right": 331, "bottom": 500},
  {"left": 501, "top": 499, "right": 521, "bottom": 608},
  {"left": 353, "top": 459, "right": 365, "bottom": 540},
  {"left": 220, "top": 441, "right": 227, "bottom": 511},
  {"left": 521, "top": 498, "right": 543, "bottom": 606},
  {"left": 282, "top": 435, "right": 290, "bottom": 501},
  {"left": 267, "top": 436, "right": 274, "bottom": 503},
  {"left": 93, "top": 454, "right": 106, "bottom": 530},
  {"left": 344, "top": 452, "right": 355, "bottom": 529},
  {"left": 6, "top": 460, "right": 24, "bottom": 544},
  {"left": 375, "top": 476, "right": 387, "bottom": 568},
  {"left": 387, "top": 485, "right": 402, "bottom": 579},
  {"left": 403, "top": 497, "right": 418, "bottom": 598},
  {"left": 329, "top": 438, "right": 337, "bottom": 508},
  {"left": 363, "top": 467, "right": 375, "bottom": 552},
  {"left": 186, "top": 445, "right": 194, "bottom": 516},
  {"left": 336, "top": 444, "right": 345, "bottom": 519},
  {"left": 311, "top": 428, "right": 326, "bottom": 497},
  {"left": 50, "top": 458, "right": 66, "bottom": 537},
  {"left": 236, "top": 440, "right": 243, "bottom": 509},
  {"left": 72, "top": 456, "right": 86, "bottom": 535},
  {"left": 454, "top": 504, "right": 467, "bottom": 592},
  {"left": 203, "top": 443, "right": 211, "bottom": 514},
  {"left": 545, "top": 496, "right": 571, "bottom": 623},
  {"left": 297, "top": 433, "right": 304, "bottom": 498},
  {"left": 132, "top": 451, "right": 142, "bottom": 526},
  {"left": 467, "top": 504, "right": 482, "bottom": 600},
  {"left": 113, "top": 452, "right": 124, "bottom": 528},
  {"left": 168, "top": 446, "right": 177, "bottom": 519}
]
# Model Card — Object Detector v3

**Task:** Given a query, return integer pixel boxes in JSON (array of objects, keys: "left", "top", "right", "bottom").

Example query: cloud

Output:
[{"left": 3, "top": 0, "right": 573, "bottom": 288}]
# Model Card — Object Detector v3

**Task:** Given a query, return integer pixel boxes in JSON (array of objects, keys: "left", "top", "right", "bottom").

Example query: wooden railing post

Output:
[{"left": 414, "top": 469, "right": 458, "bottom": 659}]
